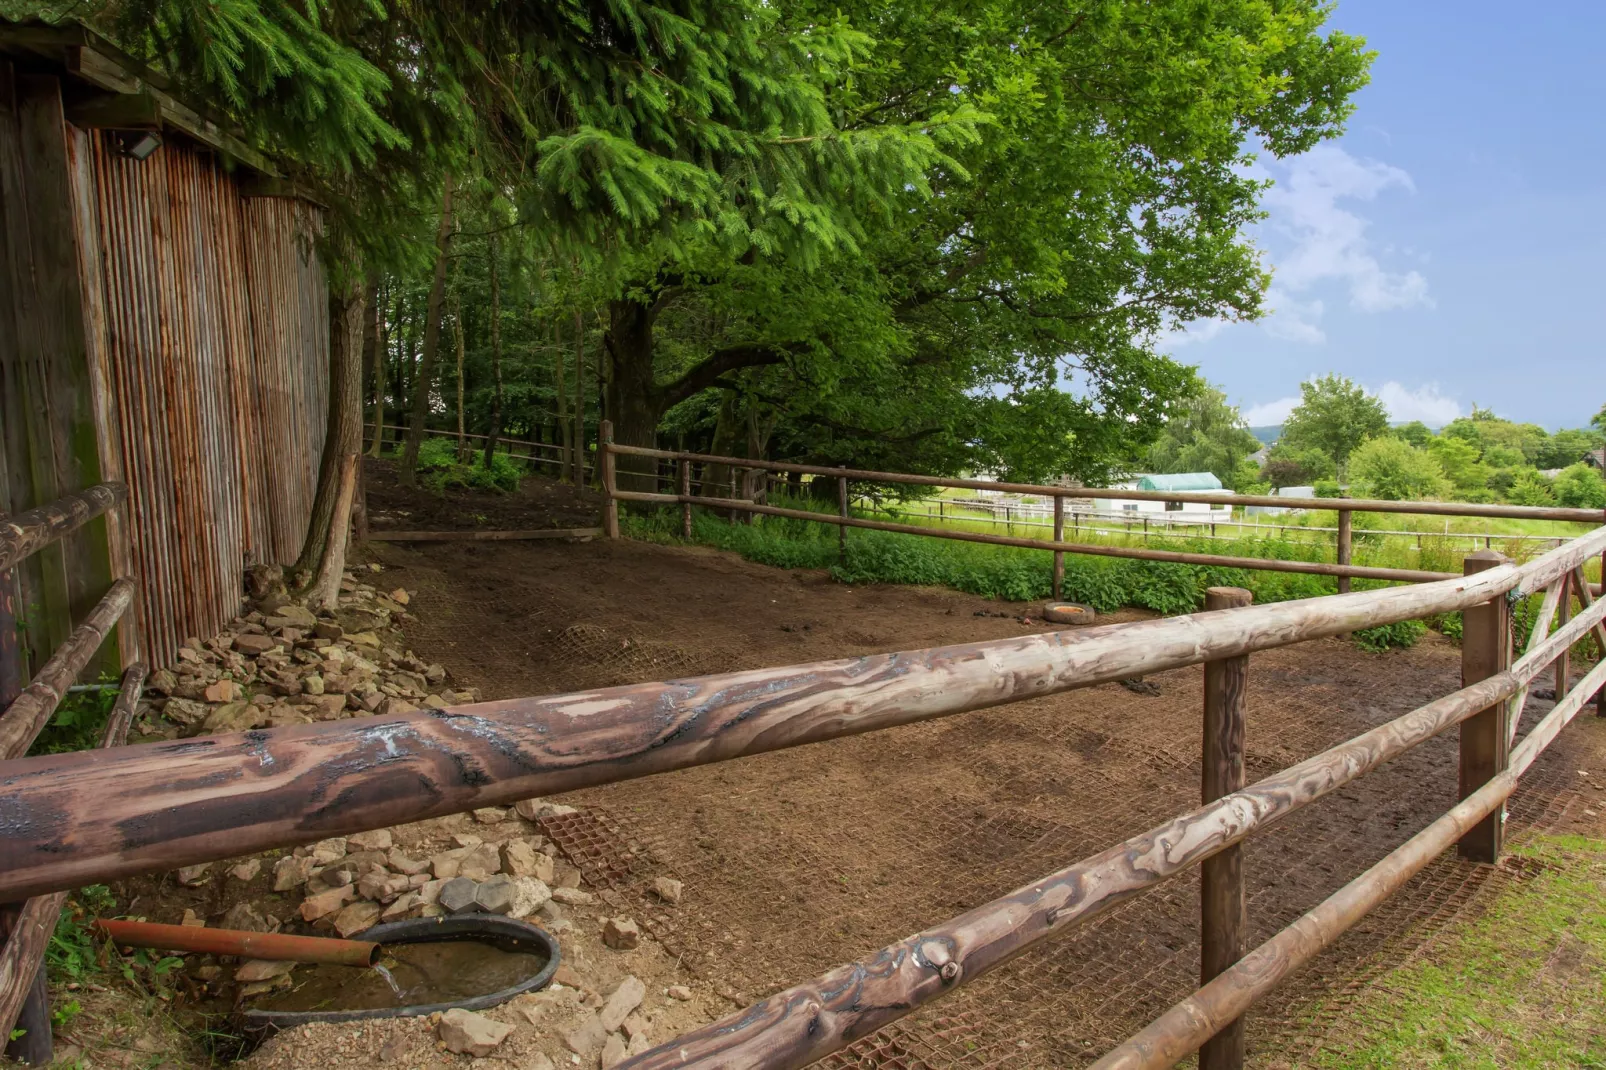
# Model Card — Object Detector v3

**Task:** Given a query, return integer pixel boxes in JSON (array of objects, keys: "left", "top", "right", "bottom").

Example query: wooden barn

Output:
[{"left": 0, "top": 20, "right": 330, "bottom": 675}]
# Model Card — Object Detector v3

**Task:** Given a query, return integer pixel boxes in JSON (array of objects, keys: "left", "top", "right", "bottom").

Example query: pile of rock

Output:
[
  {"left": 138, "top": 564, "right": 477, "bottom": 737},
  {"left": 278, "top": 819, "right": 571, "bottom": 939}
]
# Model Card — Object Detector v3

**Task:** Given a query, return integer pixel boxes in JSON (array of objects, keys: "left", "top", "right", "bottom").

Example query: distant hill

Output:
[{"left": 1248, "top": 425, "right": 1281, "bottom": 445}]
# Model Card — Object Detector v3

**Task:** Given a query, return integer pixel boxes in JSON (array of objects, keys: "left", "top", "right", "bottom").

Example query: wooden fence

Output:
[
  {"left": 0, "top": 483, "right": 144, "bottom": 1064},
  {"left": 2, "top": 435, "right": 1605, "bottom": 1066},
  {"left": 0, "top": 479, "right": 1604, "bottom": 1066},
  {"left": 597, "top": 425, "right": 1606, "bottom": 597}
]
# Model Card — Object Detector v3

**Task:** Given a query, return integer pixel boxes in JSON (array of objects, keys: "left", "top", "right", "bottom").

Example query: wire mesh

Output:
[{"left": 378, "top": 539, "right": 1599, "bottom": 1067}]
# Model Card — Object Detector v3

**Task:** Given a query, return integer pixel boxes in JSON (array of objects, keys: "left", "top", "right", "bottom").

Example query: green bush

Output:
[
  {"left": 28, "top": 682, "right": 116, "bottom": 756},
  {"left": 1353, "top": 618, "right": 1427, "bottom": 652},
  {"left": 416, "top": 435, "right": 522, "bottom": 494}
]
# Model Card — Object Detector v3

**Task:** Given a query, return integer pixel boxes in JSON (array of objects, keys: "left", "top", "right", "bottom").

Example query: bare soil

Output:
[
  {"left": 364, "top": 457, "right": 599, "bottom": 533},
  {"left": 49, "top": 468, "right": 1606, "bottom": 1069},
  {"left": 345, "top": 469, "right": 1606, "bottom": 1068}
]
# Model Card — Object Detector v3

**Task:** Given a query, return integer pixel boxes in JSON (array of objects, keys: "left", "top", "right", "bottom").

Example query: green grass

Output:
[
  {"left": 630, "top": 492, "right": 1604, "bottom": 656},
  {"left": 1310, "top": 835, "right": 1606, "bottom": 1069},
  {"left": 626, "top": 499, "right": 1442, "bottom": 649}
]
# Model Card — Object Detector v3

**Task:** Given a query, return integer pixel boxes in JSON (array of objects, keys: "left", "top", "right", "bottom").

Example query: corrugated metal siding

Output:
[{"left": 69, "top": 130, "right": 327, "bottom": 666}]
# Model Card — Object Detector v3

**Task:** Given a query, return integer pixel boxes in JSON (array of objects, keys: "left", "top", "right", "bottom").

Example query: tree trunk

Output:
[
  {"left": 604, "top": 298, "right": 663, "bottom": 492},
  {"left": 706, "top": 391, "right": 740, "bottom": 499},
  {"left": 294, "top": 272, "right": 366, "bottom": 582},
  {"left": 364, "top": 275, "right": 384, "bottom": 456},
  {"left": 572, "top": 308, "right": 586, "bottom": 490},
  {"left": 309, "top": 453, "right": 358, "bottom": 611},
  {"left": 482, "top": 230, "right": 504, "bottom": 471},
  {"left": 400, "top": 173, "right": 455, "bottom": 485},
  {"left": 453, "top": 284, "right": 466, "bottom": 461},
  {"left": 554, "top": 317, "right": 571, "bottom": 483}
]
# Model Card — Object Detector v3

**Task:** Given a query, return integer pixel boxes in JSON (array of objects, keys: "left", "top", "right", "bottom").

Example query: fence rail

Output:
[
  {"left": 376, "top": 423, "right": 593, "bottom": 476},
  {"left": 600, "top": 429, "right": 1605, "bottom": 599},
  {"left": 2, "top": 448, "right": 1605, "bottom": 1068},
  {"left": 0, "top": 482, "right": 134, "bottom": 1064}
]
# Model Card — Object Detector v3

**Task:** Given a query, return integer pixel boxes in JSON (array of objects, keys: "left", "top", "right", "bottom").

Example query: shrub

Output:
[
  {"left": 1353, "top": 618, "right": 1427, "bottom": 652},
  {"left": 1313, "top": 479, "right": 1343, "bottom": 498},
  {"left": 1347, "top": 437, "right": 1451, "bottom": 501},
  {"left": 1554, "top": 463, "right": 1606, "bottom": 509},
  {"left": 416, "top": 436, "right": 522, "bottom": 493}
]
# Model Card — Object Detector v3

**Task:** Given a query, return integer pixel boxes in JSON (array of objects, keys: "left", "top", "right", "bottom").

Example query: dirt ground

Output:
[{"left": 345, "top": 470, "right": 1606, "bottom": 1068}]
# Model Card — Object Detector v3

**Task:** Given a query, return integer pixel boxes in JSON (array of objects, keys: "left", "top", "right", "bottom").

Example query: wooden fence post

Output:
[
  {"left": 1336, "top": 509, "right": 1353, "bottom": 595},
  {"left": 1053, "top": 496, "right": 1066, "bottom": 602},
  {"left": 679, "top": 459, "right": 692, "bottom": 540},
  {"left": 1556, "top": 572, "right": 1572, "bottom": 703},
  {"left": 1200, "top": 585, "right": 1253, "bottom": 1070},
  {"left": 600, "top": 420, "right": 619, "bottom": 539},
  {"left": 837, "top": 468, "right": 849, "bottom": 563},
  {"left": 1459, "top": 549, "right": 1511, "bottom": 862},
  {"left": 0, "top": 566, "right": 49, "bottom": 1067}
]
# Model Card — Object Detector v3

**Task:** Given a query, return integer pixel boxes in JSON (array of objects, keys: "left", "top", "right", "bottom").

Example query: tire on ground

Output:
[{"left": 1042, "top": 601, "right": 1096, "bottom": 625}]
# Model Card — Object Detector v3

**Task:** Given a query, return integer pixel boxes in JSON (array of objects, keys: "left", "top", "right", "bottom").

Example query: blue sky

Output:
[{"left": 1160, "top": 1, "right": 1605, "bottom": 431}]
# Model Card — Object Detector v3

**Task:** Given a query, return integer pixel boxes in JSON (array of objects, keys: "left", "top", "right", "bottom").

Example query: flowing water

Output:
[{"left": 249, "top": 940, "right": 549, "bottom": 1014}]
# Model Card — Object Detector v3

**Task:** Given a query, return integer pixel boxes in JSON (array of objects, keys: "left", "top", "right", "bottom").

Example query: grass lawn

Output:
[{"left": 1308, "top": 835, "right": 1606, "bottom": 1069}]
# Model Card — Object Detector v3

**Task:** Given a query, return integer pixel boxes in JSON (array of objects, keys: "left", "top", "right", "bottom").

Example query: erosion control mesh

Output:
[{"left": 376, "top": 538, "right": 1600, "bottom": 1068}]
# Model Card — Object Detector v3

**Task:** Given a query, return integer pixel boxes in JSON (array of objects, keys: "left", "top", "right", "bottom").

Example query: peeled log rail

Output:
[
  {"left": 364, "top": 528, "right": 602, "bottom": 542},
  {"left": 615, "top": 595, "right": 1606, "bottom": 1070},
  {"left": 0, "top": 482, "right": 127, "bottom": 572},
  {"left": 100, "top": 663, "right": 148, "bottom": 752},
  {"left": 0, "top": 654, "right": 145, "bottom": 1047},
  {"left": 616, "top": 489, "right": 1458, "bottom": 584},
  {"left": 608, "top": 443, "right": 1606, "bottom": 524},
  {"left": 1089, "top": 655, "right": 1606, "bottom": 1070},
  {"left": 0, "top": 547, "right": 1576, "bottom": 904},
  {"left": 0, "top": 578, "right": 135, "bottom": 760}
]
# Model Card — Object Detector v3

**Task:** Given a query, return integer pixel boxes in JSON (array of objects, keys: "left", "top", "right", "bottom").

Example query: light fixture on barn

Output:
[{"left": 112, "top": 129, "right": 162, "bottom": 160}]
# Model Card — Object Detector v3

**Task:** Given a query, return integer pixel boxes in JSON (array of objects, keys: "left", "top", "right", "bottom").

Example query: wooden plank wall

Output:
[
  {"left": 10, "top": 94, "right": 329, "bottom": 670},
  {"left": 0, "top": 64, "right": 120, "bottom": 678}
]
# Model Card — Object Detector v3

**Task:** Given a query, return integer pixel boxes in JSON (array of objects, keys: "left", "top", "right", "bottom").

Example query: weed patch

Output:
[
  {"left": 1312, "top": 836, "right": 1606, "bottom": 1068},
  {"left": 416, "top": 436, "right": 521, "bottom": 494}
]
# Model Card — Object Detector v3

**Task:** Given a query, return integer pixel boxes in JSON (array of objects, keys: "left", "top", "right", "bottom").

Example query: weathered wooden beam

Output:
[
  {"left": 364, "top": 528, "right": 601, "bottom": 542},
  {"left": 0, "top": 655, "right": 143, "bottom": 1061},
  {"left": 0, "top": 576, "right": 133, "bottom": 759},
  {"left": 609, "top": 443, "right": 1606, "bottom": 524},
  {"left": 615, "top": 602, "right": 1606, "bottom": 1070},
  {"left": 615, "top": 644, "right": 1587, "bottom": 1070},
  {"left": 1459, "top": 551, "right": 1510, "bottom": 863},
  {"left": 101, "top": 662, "right": 146, "bottom": 748},
  {"left": 63, "top": 90, "right": 159, "bottom": 129},
  {"left": 0, "top": 892, "right": 65, "bottom": 1060},
  {"left": 1088, "top": 654, "right": 1606, "bottom": 1070},
  {"left": 0, "top": 543, "right": 1577, "bottom": 905},
  {"left": 1335, "top": 509, "right": 1353, "bottom": 596},
  {"left": 2, "top": 537, "right": 1600, "bottom": 905},
  {"left": 601, "top": 420, "right": 619, "bottom": 539},
  {"left": 0, "top": 482, "right": 126, "bottom": 572},
  {"left": 1199, "top": 588, "right": 1251, "bottom": 1070},
  {"left": 617, "top": 489, "right": 1458, "bottom": 584}
]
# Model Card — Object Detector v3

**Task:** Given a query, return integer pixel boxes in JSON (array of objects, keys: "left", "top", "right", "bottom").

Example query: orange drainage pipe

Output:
[{"left": 94, "top": 920, "right": 379, "bottom": 967}]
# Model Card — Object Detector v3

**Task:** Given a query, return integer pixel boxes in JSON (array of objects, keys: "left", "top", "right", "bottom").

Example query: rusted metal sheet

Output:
[{"left": 66, "top": 131, "right": 327, "bottom": 667}]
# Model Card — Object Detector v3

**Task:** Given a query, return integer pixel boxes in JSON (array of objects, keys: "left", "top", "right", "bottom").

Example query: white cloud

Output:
[
  {"left": 1260, "top": 144, "right": 1432, "bottom": 316},
  {"left": 1260, "top": 289, "right": 1327, "bottom": 344},
  {"left": 1157, "top": 144, "right": 1430, "bottom": 350},
  {"left": 1376, "top": 381, "right": 1462, "bottom": 426},
  {"left": 1243, "top": 396, "right": 1301, "bottom": 426}
]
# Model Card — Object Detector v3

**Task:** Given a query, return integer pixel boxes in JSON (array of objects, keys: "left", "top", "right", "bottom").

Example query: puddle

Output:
[{"left": 249, "top": 940, "right": 550, "bottom": 1014}]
